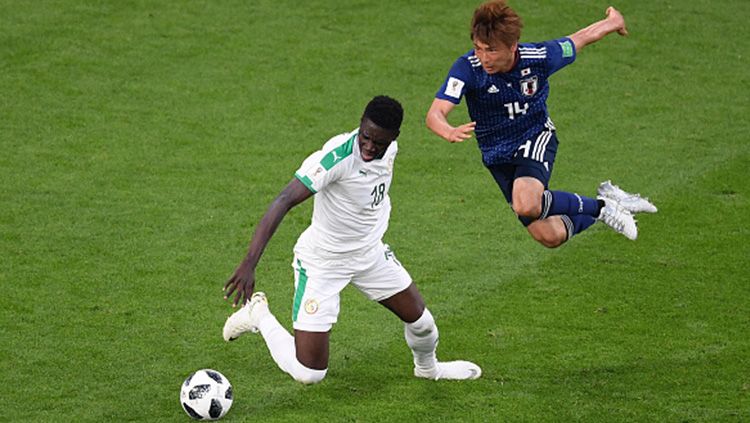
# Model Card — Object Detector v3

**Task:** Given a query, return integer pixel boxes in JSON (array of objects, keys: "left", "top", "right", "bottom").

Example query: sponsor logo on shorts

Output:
[{"left": 304, "top": 299, "right": 319, "bottom": 315}]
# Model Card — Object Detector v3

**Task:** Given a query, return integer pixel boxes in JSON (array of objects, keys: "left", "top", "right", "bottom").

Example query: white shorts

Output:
[{"left": 290, "top": 241, "right": 412, "bottom": 332}]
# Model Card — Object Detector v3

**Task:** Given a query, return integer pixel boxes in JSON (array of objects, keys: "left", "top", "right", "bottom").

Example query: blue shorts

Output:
[{"left": 486, "top": 130, "right": 559, "bottom": 226}]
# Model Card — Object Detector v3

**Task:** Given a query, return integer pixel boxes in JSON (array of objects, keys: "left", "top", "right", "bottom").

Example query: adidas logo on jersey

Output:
[{"left": 487, "top": 85, "right": 499, "bottom": 94}]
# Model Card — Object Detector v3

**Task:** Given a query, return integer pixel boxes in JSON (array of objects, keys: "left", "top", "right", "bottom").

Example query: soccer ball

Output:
[{"left": 180, "top": 369, "right": 233, "bottom": 420}]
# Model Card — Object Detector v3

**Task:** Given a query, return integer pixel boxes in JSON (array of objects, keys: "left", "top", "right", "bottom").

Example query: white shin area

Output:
[
  {"left": 258, "top": 313, "right": 327, "bottom": 385},
  {"left": 404, "top": 308, "right": 439, "bottom": 371}
]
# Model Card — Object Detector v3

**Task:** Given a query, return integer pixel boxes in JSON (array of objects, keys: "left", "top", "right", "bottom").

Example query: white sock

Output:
[
  {"left": 404, "top": 308, "right": 439, "bottom": 371},
  {"left": 258, "top": 313, "right": 327, "bottom": 384}
]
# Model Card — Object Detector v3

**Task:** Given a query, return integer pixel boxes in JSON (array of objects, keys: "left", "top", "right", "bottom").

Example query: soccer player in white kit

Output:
[{"left": 223, "top": 96, "right": 481, "bottom": 384}]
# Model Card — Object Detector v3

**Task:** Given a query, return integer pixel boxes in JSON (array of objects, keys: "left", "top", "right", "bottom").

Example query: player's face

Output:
[
  {"left": 472, "top": 38, "right": 517, "bottom": 74},
  {"left": 358, "top": 118, "right": 398, "bottom": 162}
]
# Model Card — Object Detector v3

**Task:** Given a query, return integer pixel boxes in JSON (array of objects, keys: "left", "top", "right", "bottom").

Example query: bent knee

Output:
[
  {"left": 534, "top": 236, "right": 565, "bottom": 249},
  {"left": 512, "top": 198, "right": 542, "bottom": 218},
  {"left": 528, "top": 224, "right": 566, "bottom": 248},
  {"left": 290, "top": 361, "right": 327, "bottom": 385},
  {"left": 512, "top": 179, "right": 544, "bottom": 217}
]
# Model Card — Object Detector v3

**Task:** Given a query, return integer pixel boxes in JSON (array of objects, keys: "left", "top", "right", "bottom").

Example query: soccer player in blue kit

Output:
[{"left": 426, "top": 1, "right": 656, "bottom": 248}]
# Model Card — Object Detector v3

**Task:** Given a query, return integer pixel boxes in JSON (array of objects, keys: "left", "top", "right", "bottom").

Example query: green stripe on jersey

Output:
[
  {"left": 294, "top": 173, "right": 317, "bottom": 193},
  {"left": 320, "top": 133, "right": 355, "bottom": 170},
  {"left": 292, "top": 259, "right": 309, "bottom": 322}
]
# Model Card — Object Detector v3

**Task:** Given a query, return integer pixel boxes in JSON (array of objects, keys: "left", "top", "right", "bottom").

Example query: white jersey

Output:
[{"left": 294, "top": 128, "right": 397, "bottom": 254}]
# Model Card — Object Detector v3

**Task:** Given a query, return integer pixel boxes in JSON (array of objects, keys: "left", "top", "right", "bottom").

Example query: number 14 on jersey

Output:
[{"left": 504, "top": 101, "right": 528, "bottom": 120}]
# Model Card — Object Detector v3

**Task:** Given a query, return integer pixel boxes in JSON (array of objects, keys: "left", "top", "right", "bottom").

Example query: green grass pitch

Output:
[{"left": 1, "top": 0, "right": 748, "bottom": 421}]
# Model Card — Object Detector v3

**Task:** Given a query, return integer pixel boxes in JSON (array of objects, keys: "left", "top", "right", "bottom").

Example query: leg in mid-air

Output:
[
  {"left": 223, "top": 292, "right": 329, "bottom": 384},
  {"left": 379, "top": 283, "right": 482, "bottom": 381},
  {"left": 512, "top": 176, "right": 611, "bottom": 246},
  {"left": 513, "top": 175, "right": 641, "bottom": 244},
  {"left": 486, "top": 129, "right": 647, "bottom": 245},
  {"left": 512, "top": 176, "right": 574, "bottom": 248}
]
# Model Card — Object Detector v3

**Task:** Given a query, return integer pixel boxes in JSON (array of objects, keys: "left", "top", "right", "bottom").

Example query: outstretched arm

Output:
[
  {"left": 569, "top": 6, "right": 628, "bottom": 52},
  {"left": 223, "top": 178, "right": 313, "bottom": 306},
  {"left": 426, "top": 98, "right": 476, "bottom": 143}
]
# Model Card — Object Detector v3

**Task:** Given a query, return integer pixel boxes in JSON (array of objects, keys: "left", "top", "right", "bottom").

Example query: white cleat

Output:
[
  {"left": 598, "top": 180, "right": 657, "bottom": 214},
  {"left": 598, "top": 197, "right": 638, "bottom": 240},
  {"left": 222, "top": 292, "right": 269, "bottom": 342},
  {"left": 414, "top": 360, "right": 482, "bottom": 381}
]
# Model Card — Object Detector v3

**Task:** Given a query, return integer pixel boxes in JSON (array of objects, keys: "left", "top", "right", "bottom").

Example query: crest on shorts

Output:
[
  {"left": 520, "top": 76, "right": 538, "bottom": 97},
  {"left": 304, "top": 299, "right": 319, "bottom": 315}
]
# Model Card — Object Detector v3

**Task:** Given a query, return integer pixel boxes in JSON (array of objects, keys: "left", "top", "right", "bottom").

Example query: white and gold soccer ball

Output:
[{"left": 180, "top": 369, "right": 233, "bottom": 420}]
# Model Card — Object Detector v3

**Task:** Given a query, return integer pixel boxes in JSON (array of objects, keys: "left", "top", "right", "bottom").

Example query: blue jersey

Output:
[{"left": 436, "top": 37, "right": 576, "bottom": 166}]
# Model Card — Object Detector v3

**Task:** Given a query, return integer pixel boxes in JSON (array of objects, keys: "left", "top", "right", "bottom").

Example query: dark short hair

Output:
[
  {"left": 362, "top": 95, "right": 403, "bottom": 132},
  {"left": 471, "top": 0, "right": 523, "bottom": 48}
]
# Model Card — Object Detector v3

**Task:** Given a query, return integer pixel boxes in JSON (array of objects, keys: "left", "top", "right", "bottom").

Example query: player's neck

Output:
[{"left": 500, "top": 51, "right": 519, "bottom": 73}]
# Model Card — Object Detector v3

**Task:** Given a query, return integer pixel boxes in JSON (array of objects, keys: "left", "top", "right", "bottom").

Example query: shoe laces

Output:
[{"left": 603, "top": 204, "right": 632, "bottom": 230}]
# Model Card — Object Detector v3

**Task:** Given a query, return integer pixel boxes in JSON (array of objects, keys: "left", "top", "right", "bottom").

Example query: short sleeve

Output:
[
  {"left": 435, "top": 55, "right": 475, "bottom": 104},
  {"left": 294, "top": 133, "right": 354, "bottom": 193},
  {"left": 542, "top": 37, "right": 577, "bottom": 75}
]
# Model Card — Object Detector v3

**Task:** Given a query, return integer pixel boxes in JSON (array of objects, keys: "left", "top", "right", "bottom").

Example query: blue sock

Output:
[
  {"left": 560, "top": 215, "right": 597, "bottom": 240},
  {"left": 540, "top": 190, "right": 600, "bottom": 219}
]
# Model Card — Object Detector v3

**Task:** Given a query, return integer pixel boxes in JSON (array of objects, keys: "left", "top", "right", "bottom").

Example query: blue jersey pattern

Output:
[{"left": 436, "top": 37, "right": 576, "bottom": 166}]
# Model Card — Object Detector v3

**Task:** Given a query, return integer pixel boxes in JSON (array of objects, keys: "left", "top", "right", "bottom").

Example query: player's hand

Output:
[
  {"left": 447, "top": 122, "right": 476, "bottom": 143},
  {"left": 223, "top": 260, "right": 256, "bottom": 307},
  {"left": 606, "top": 6, "right": 628, "bottom": 36}
]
